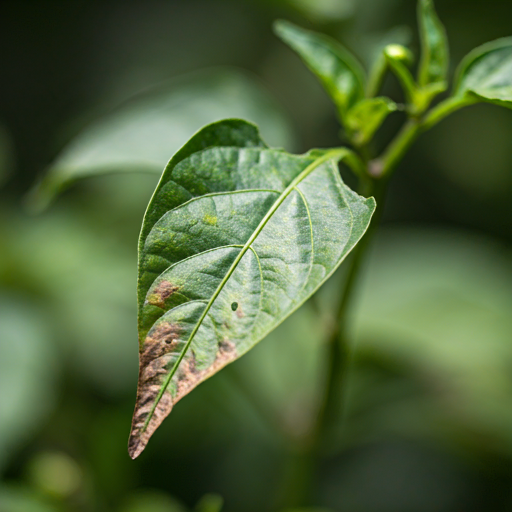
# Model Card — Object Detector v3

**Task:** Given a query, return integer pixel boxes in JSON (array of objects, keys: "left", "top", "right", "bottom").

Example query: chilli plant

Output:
[{"left": 33, "top": 0, "right": 512, "bottom": 507}]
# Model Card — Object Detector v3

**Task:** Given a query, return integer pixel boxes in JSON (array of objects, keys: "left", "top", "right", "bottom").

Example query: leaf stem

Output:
[
  {"left": 422, "top": 95, "right": 476, "bottom": 130},
  {"left": 373, "top": 118, "right": 422, "bottom": 178},
  {"left": 280, "top": 178, "right": 385, "bottom": 508},
  {"left": 312, "top": 177, "right": 385, "bottom": 448},
  {"left": 282, "top": 85, "right": 474, "bottom": 508},
  {"left": 314, "top": 233, "right": 367, "bottom": 440},
  {"left": 366, "top": 53, "right": 387, "bottom": 98}
]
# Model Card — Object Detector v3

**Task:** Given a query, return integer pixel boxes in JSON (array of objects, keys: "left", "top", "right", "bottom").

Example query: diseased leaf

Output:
[
  {"left": 454, "top": 37, "right": 512, "bottom": 108},
  {"left": 417, "top": 0, "right": 449, "bottom": 88},
  {"left": 274, "top": 20, "right": 365, "bottom": 120},
  {"left": 345, "top": 97, "right": 397, "bottom": 146},
  {"left": 129, "top": 119, "right": 375, "bottom": 458},
  {"left": 26, "top": 69, "right": 295, "bottom": 212}
]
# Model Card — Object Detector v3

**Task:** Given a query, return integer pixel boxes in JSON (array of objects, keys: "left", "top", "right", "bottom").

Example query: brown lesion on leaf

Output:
[
  {"left": 235, "top": 305, "right": 245, "bottom": 319},
  {"left": 174, "top": 339, "right": 237, "bottom": 404},
  {"left": 140, "top": 322, "right": 181, "bottom": 366},
  {"left": 128, "top": 326, "right": 239, "bottom": 460},
  {"left": 147, "top": 280, "right": 180, "bottom": 309},
  {"left": 128, "top": 321, "right": 182, "bottom": 460}
]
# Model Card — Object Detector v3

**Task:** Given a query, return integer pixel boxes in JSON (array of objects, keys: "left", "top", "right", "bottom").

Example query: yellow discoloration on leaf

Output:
[{"left": 203, "top": 214, "right": 217, "bottom": 226}]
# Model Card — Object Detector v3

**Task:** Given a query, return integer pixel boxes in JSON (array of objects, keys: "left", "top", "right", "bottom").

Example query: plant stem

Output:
[
  {"left": 366, "top": 53, "right": 387, "bottom": 98},
  {"left": 312, "top": 177, "right": 386, "bottom": 446},
  {"left": 376, "top": 118, "right": 422, "bottom": 178},
  {"left": 422, "top": 95, "right": 475, "bottom": 130},
  {"left": 280, "top": 178, "right": 387, "bottom": 508},
  {"left": 282, "top": 88, "right": 468, "bottom": 507},
  {"left": 314, "top": 235, "right": 368, "bottom": 443},
  {"left": 374, "top": 95, "right": 475, "bottom": 179},
  {"left": 277, "top": 246, "right": 368, "bottom": 508}
]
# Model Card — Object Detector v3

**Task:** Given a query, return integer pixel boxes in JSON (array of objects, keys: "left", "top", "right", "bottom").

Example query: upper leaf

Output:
[
  {"left": 274, "top": 20, "right": 365, "bottom": 120},
  {"left": 417, "top": 0, "right": 449, "bottom": 88},
  {"left": 453, "top": 37, "right": 512, "bottom": 108},
  {"left": 129, "top": 119, "right": 375, "bottom": 458}
]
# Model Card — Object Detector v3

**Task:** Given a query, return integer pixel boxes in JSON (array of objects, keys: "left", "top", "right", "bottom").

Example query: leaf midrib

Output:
[{"left": 142, "top": 148, "right": 347, "bottom": 431}]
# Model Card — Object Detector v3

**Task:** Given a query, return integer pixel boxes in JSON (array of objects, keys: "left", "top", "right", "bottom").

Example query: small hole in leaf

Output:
[{"left": 231, "top": 302, "right": 238, "bottom": 312}]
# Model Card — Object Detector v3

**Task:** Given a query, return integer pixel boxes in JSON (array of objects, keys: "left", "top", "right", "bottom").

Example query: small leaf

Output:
[
  {"left": 274, "top": 20, "right": 365, "bottom": 120},
  {"left": 417, "top": 0, "right": 449, "bottom": 88},
  {"left": 129, "top": 119, "right": 375, "bottom": 458},
  {"left": 345, "top": 97, "right": 397, "bottom": 146},
  {"left": 454, "top": 37, "right": 512, "bottom": 108}
]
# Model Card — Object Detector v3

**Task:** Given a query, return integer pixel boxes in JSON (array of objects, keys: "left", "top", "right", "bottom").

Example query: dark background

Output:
[{"left": 1, "top": 1, "right": 512, "bottom": 511}]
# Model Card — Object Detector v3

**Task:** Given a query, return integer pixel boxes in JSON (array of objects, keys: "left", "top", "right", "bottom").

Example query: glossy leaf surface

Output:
[
  {"left": 129, "top": 119, "right": 375, "bottom": 458},
  {"left": 454, "top": 37, "right": 512, "bottom": 108},
  {"left": 417, "top": 0, "right": 449, "bottom": 88},
  {"left": 274, "top": 20, "right": 365, "bottom": 119}
]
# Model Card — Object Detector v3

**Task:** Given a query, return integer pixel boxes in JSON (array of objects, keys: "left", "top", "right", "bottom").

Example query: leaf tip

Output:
[
  {"left": 128, "top": 377, "right": 175, "bottom": 460},
  {"left": 127, "top": 436, "right": 145, "bottom": 460}
]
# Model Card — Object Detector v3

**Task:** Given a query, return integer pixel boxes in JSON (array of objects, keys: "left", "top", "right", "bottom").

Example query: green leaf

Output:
[
  {"left": 453, "top": 37, "right": 512, "bottom": 108},
  {"left": 274, "top": 20, "right": 365, "bottom": 120},
  {"left": 128, "top": 119, "right": 375, "bottom": 458},
  {"left": 25, "top": 69, "right": 295, "bottom": 212},
  {"left": 345, "top": 97, "right": 397, "bottom": 146},
  {"left": 417, "top": 0, "right": 449, "bottom": 88}
]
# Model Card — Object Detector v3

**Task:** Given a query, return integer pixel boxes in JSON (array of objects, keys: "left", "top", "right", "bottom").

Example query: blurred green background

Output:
[{"left": 1, "top": 0, "right": 512, "bottom": 511}]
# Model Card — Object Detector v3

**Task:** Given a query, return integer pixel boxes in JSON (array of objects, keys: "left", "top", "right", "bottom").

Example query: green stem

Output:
[
  {"left": 313, "top": 232, "right": 368, "bottom": 442},
  {"left": 374, "top": 95, "right": 476, "bottom": 179},
  {"left": 374, "top": 118, "right": 422, "bottom": 178},
  {"left": 422, "top": 95, "right": 476, "bottom": 130},
  {"left": 366, "top": 54, "right": 388, "bottom": 98},
  {"left": 280, "top": 179, "right": 386, "bottom": 508},
  {"left": 312, "top": 178, "right": 386, "bottom": 448},
  {"left": 281, "top": 91, "right": 473, "bottom": 508}
]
